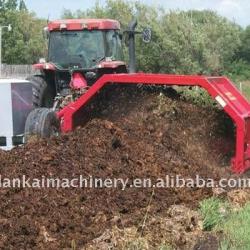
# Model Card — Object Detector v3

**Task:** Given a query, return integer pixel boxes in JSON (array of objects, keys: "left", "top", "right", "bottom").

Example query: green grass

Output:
[
  {"left": 218, "top": 202, "right": 250, "bottom": 250},
  {"left": 219, "top": 240, "right": 230, "bottom": 250},
  {"left": 199, "top": 197, "right": 229, "bottom": 231},
  {"left": 199, "top": 197, "right": 250, "bottom": 249}
]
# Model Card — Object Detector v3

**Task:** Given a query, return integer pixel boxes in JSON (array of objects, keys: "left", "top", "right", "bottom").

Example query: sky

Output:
[{"left": 25, "top": 0, "right": 250, "bottom": 27}]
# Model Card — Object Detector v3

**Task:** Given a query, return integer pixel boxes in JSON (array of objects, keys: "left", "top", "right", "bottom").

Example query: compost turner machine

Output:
[{"left": 10, "top": 19, "right": 250, "bottom": 174}]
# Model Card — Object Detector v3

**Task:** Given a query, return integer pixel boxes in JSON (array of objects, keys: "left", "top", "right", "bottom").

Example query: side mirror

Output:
[
  {"left": 142, "top": 28, "right": 151, "bottom": 43},
  {"left": 43, "top": 27, "right": 49, "bottom": 39}
]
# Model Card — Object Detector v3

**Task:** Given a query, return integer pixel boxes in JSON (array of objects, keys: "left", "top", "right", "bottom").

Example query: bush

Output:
[
  {"left": 177, "top": 86, "right": 216, "bottom": 108},
  {"left": 224, "top": 59, "right": 250, "bottom": 82}
]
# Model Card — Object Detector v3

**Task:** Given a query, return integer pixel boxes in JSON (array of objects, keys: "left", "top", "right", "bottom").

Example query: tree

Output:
[
  {"left": 238, "top": 26, "right": 250, "bottom": 63},
  {"left": 62, "top": 0, "right": 242, "bottom": 75},
  {"left": 157, "top": 10, "right": 242, "bottom": 74},
  {"left": 0, "top": 0, "right": 18, "bottom": 11},
  {"left": 0, "top": 0, "right": 46, "bottom": 64},
  {"left": 19, "top": 0, "right": 27, "bottom": 11}
]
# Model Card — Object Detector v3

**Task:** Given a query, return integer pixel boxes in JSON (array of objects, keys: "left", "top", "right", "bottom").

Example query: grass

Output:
[
  {"left": 218, "top": 202, "right": 250, "bottom": 250},
  {"left": 219, "top": 240, "right": 233, "bottom": 250},
  {"left": 199, "top": 197, "right": 229, "bottom": 231},
  {"left": 199, "top": 197, "right": 250, "bottom": 249}
]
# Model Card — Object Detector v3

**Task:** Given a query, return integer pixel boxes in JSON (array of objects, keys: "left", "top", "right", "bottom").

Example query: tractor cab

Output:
[
  {"left": 48, "top": 25, "right": 124, "bottom": 70},
  {"left": 32, "top": 19, "right": 127, "bottom": 98}
]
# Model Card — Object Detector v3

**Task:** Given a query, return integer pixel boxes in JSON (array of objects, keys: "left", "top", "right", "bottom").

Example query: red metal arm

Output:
[{"left": 57, "top": 73, "right": 250, "bottom": 174}]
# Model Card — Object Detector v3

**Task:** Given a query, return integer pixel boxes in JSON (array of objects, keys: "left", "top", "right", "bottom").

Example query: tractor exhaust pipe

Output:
[{"left": 128, "top": 19, "right": 137, "bottom": 73}]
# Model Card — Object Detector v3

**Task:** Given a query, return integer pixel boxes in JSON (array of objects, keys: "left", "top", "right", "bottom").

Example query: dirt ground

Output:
[{"left": 0, "top": 86, "right": 235, "bottom": 249}]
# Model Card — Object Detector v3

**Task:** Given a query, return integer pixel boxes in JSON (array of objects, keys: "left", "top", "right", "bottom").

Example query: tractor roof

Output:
[{"left": 48, "top": 19, "right": 120, "bottom": 31}]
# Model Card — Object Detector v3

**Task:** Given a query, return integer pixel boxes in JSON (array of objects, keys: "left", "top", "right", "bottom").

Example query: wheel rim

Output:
[{"left": 50, "top": 126, "right": 59, "bottom": 137}]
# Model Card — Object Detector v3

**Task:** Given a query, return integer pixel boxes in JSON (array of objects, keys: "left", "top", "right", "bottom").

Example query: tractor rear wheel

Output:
[
  {"left": 26, "top": 75, "right": 55, "bottom": 108},
  {"left": 24, "top": 108, "right": 60, "bottom": 140}
]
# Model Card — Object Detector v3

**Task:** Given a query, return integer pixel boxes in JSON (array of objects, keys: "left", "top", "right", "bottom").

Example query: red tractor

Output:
[
  {"left": 25, "top": 18, "right": 250, "bottom": 174},
  {"left": 25, "top": 18, "right": 142, "bottom": 137}
]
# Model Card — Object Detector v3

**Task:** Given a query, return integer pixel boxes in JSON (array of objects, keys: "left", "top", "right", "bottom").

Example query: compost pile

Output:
[{"left": 0, "top": 86, "right": 234, "bottom": 249}]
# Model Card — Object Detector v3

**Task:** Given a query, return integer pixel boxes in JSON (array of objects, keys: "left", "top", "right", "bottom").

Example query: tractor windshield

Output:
[{"left": 48, "top": 30, "right": 123, "bottom": 69}]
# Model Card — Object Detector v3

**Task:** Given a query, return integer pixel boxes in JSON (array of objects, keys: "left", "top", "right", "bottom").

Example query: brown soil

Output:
[
  {"left": 193, "top": 234, "right": 219, "bottom": 250},
  {"left": 0, "top": 86, "right": 235, "bottom": 249}
]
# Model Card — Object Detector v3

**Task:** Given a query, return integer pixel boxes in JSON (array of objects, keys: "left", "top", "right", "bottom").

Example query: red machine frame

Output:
[{"left": 57, "top": 73, "right": 250, "bottom": 174}]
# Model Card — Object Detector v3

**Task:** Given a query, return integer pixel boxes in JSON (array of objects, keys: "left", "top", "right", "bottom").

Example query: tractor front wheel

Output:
[{"left": 24, "top": 108, "right": 60, "bottom": 140}]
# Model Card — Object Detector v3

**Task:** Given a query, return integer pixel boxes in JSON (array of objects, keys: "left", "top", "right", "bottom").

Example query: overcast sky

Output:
[{"left": 25, "top": 0, "right": 250, "bottom": 27}]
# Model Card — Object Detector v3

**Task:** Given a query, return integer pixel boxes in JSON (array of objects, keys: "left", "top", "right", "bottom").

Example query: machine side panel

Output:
[{"left": 0, "top": 83, "right": 13, "bottom": 150}]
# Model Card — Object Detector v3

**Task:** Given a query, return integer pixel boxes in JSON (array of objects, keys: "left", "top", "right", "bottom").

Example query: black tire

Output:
[
  {"left": 26, "top": 75, "right": 55, "bottom": 108},
  {"left": 24, "top": 108, "right": 60, "bottom": 140}
]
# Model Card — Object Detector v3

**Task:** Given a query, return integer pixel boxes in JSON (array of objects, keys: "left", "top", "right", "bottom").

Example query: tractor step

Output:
[{"left": 58, "top": 73, "right": 250, "bottom": 174}]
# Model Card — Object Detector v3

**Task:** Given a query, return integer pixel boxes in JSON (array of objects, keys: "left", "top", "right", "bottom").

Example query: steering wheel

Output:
[{"left": 68, "top": 53, "right": 89, "bottom": 68}]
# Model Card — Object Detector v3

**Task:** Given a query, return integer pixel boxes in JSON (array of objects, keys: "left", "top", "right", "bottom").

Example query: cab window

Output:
[{"left": 105, "top": 30, "right": 123, "bottom": 61}]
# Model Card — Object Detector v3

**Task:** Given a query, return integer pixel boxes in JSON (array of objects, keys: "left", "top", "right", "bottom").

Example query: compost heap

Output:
[{"left": 0, "top": 86, "right": 235, "bottom": 249}]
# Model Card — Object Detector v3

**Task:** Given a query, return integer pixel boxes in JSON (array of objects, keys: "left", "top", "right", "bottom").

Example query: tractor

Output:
[
  {"left": 17, "top": 18, "right": 250, "bottom": 174},
  {"left": 25, "top": 18, "right": 146, "bottom": 137}
]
